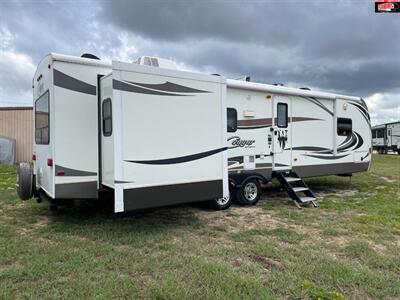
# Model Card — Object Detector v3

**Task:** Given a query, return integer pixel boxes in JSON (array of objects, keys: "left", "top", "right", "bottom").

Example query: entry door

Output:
[
  {"left": 387, "top": 128, "right": 392, "bottom": 146},
  {"left": 272, "top": 96, "right": 292, "bottom": 171}
]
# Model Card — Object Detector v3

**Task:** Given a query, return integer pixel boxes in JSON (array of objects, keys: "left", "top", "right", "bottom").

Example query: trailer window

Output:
[
  {"left": 377, "top": 129, "right": 384, "bottom": 138},
  {"left": 35, "top": 91, "right": 50, "bottom": 144},
  {"left": 337, "top": 118, "right": 352, "bottom": 136},
  {"left": 227, "top": 108, "right": 237, "bottom": 132},
  {"left": 102, "top": 98, "right": 112, "bottom": 136},
  {"left": 372, "top": 130, "right": 376, "bottom": 138},
  {"left": 277, "top": 103, "right": 288, "bottom": 128}
]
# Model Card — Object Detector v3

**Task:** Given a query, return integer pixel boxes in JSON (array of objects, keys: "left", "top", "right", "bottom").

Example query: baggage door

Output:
[{"left": 272, "top": 96, "right": 292, "bottom": 171}]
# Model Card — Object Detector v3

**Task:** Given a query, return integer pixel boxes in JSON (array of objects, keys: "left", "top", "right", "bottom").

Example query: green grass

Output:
[{"left": 0, "top": 154, "right": 399, "bottom": 299}]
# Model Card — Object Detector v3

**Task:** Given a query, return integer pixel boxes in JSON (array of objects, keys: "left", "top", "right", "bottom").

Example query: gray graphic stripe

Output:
[
  {"left": 113, "top": 79, "right": 189, "bottom": 96},
  {"left": 303, "top": 97, "right": 334, "bottom": 115},
  {"left": 125, "top": 81, "right": 211, "bottom": 94},
  {"left": 291, "top": 146, "right": 330, "bottom": 151},
  {"left": 303, "top": 153, "right": 350, "bottom": 160},
  {"left": 126, "top": 147, "right": 227, "bottom": 165},
  {"left": 53, "top": 69, "right": 96, "bottom": 95},
  {"left": 55, "top": 165, "right": 97, "bottom": 177}
]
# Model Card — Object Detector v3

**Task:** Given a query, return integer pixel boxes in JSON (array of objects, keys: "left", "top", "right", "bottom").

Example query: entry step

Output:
[
  {"left": 274, "top": 170, "right": 318, "bottom": 209},
  {"left": 285, "top": 177, "right": 302, "bottom": 182},
  {"left": 293, "top": 187, "right": 308, "bottom": 192},
  {"left": 299, "top": 197, "right": 316, "bottom": 203}
]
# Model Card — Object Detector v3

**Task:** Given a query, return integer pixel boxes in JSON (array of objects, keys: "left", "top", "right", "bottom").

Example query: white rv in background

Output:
[
  {"left": 372, "top": 122, "right": 400, "bottom": 154},
  {"left": 16, "top": 53, "right": 372, "bottom": 211}
]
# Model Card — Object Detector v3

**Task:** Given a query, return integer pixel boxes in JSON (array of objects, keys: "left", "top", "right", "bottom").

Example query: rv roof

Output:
[
  {"left": 372, "top": 121, "right": 400, "bottom": 129},
  {"left": 45, "top": 53, "right": 361, "bottom": 101},
  {"left": 227, "top": 79, "right": 361, "bottom": 102},
  {"left": 49, "top": 53, "right": 112, "bottom": 68}
]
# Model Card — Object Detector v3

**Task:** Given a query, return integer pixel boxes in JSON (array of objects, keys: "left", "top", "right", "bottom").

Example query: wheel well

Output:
[{"left": 229, "top": 173, "right": 267, "bottom": 188}]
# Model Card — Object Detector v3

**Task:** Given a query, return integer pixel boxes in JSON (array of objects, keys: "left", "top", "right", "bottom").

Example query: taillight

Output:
[
  {"left": 32, "top": 154, "right": 36, "bottom": 161},
  {"left": 47, "top": 158, "right": 53, "bottom": 166}
]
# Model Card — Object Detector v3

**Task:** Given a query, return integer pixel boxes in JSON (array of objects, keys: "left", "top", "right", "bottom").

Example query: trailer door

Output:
[{"left": 272, "top": 96, "right": 292, "bottom": 171}]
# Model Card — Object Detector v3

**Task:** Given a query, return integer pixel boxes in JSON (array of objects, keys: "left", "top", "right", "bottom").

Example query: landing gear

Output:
[{"left": 236, "top": 179, "right": 261, "bottom": 206}]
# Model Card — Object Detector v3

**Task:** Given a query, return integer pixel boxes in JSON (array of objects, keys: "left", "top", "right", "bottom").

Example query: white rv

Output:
[
  {"left": 372, "top": 122, "right": 400, "bottom": 154},
  {"left": 16, "top": 53, "right": 372, "bottom": 211}
]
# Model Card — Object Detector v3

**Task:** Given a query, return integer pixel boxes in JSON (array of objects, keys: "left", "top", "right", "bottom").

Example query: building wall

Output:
[{"left": 0, "top": 107, "right": 33, "bottom": 162}]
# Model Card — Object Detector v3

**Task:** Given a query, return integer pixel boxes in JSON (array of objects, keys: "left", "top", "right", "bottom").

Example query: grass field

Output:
[{"left": 0, "top": 155, "right": 399, "bottom": 299}]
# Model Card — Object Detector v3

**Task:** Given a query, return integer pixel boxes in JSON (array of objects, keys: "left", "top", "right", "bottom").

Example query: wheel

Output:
[
  {"left": 16, "top": 162, "right": 33, "bottom": 200},
  {"left": 236, "top": 179, "right": 261, "bottom": 205},
  {"left": 209, "top": 193, "right": 233, "bottom": 210}
]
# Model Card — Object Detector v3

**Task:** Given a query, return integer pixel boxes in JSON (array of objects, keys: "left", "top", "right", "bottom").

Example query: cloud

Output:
[
  {"left": 100, "top": 0, "right": 400, "bottom": 97},
  {"left": 365, "top": 93, "right": 400, "bottom": 126},
  {"left": 0, "top": 0, "right": 398, "bottom": 124}
]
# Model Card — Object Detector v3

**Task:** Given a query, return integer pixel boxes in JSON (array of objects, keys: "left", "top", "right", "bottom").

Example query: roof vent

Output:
[
  {"left": 134, "top": 56, "right": 177, "bottom": 70},
  {"left": 81, "top": 53, "right": 100, "bottom": 60}
]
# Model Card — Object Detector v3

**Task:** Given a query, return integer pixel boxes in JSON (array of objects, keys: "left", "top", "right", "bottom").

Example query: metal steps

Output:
[
  {"left": 293, "top": 187, "right": 308, "bottom": 192},
  {"left": 275, "top": 170, "right": 317, "bottom": 209}
]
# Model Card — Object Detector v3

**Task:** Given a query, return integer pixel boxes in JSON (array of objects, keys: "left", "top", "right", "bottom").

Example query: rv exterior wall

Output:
[
  {"left": 106, "top": 61, "right": 228, "bottom": 212},
  {"left": 226, "top": 87, "right": 371, "bottom": 179},
  {"left": 0, "top": 107, "right": 33, "bottom": 162}
]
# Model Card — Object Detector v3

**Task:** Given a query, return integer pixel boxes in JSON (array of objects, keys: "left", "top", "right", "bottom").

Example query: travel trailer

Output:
[
  {"left": 16, "top": 53, "right": 372, "bottom": 211},
  {"left": 372, "top": 121, "right": 400, "bottom": 154}
]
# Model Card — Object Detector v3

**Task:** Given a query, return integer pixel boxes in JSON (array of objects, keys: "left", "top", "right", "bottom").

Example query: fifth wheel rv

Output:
[
  {"left": 372, "top": 121, "right": 400, "bottom": 154},
  {"left": 16, "top": 53, "right": 372, "bottom": 211}
]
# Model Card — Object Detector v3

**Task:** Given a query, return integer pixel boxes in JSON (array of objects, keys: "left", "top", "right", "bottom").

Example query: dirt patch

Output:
[
  {"left": 34, "top": 215, "right": 52, "bottom": 228},
  {"left": 231, "top": 257, "right": 247, "bottom": 268},
  {"left": 249, "top": 255, "right": 283, "bottom": 270},
  {"left": 17, "top": 215, "right": 53, "bottom": 237},
  {"left": 379, "top": 176, "right": 397, "bottom": 183},
  {"left": 194, "top": 205, "right": 285, "bottom": 233},
  {"left": 317, "top": 189, "right": 357, "bottom": 198}
]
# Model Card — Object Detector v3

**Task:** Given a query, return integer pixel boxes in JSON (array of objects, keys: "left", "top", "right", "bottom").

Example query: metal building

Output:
[{"left": 0, "top": 106, "right": 33, "bottom": 162}]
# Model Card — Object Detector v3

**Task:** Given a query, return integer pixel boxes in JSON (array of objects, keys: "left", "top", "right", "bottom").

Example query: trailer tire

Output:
[
  {"left": 16, "top": 162, "right": 33, "bottom": 200},
  {"left": 209, "top": 193, "right": 233, "bottom": 210},
  {"left": 236, "top": 179, "right": 261, "bottom": 206}
]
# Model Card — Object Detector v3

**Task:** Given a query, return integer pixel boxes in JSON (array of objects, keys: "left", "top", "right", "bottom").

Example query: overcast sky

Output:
[{"left": 0, "top": 0, "right": 398, "bottom": 125}]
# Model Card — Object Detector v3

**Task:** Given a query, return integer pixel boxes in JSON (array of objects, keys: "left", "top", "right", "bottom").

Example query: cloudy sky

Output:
[{"left": 0, "top": 0, "right": 399, "bottom": 125}]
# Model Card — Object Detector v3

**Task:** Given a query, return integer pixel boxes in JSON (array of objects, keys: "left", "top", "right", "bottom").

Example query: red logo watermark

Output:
[{"left": 375, "top": 0, "right": 400, "bottom": 12}]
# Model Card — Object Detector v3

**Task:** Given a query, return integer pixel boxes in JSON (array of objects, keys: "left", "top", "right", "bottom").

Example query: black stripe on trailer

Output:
[
  {"left": 123, "top": 180, "right": 223, "bottom": 211},
  {"left": 53, "top": 69, "right": 97, "bottom": 95}
]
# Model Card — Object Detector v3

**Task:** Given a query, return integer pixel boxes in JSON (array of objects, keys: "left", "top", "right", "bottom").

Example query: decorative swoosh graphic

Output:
[
  {"left": 303, "top": 97, "right": 334, "bottom": 115},
  {"left": 125, "top": 81, "right": 211, "bottom": 94},
  {"left": 237, "top": 118, "right": 272, "bottom": 129},
  {"left": 299, "top": 130, "right": 365, "bottom": 160},
  {"left": 125, "top": 147, "right": 227, "bottom": 165},
  {"left": 303, "top": 153, "right": 350, "bottom": 160},
  {"left": 353, "top": 131, "right": 364, "bottom": 151},
  {"left": 113, "top": 80, "right": 211, "bottom": 96},
  {"left": 54, "top": 69, "right": 96, "bottom": 95},
  {"left": 348, "top": 102, "right": 371, "bottom": 127},
  {"left": 113, "top": 80, "right": 188, "bottom": 96},
  {"left": 291, "top": 146, "right": 330, "bottom": 151},
  {"left": 237, "top": 117, "right": 322, "bottom": 129}
]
